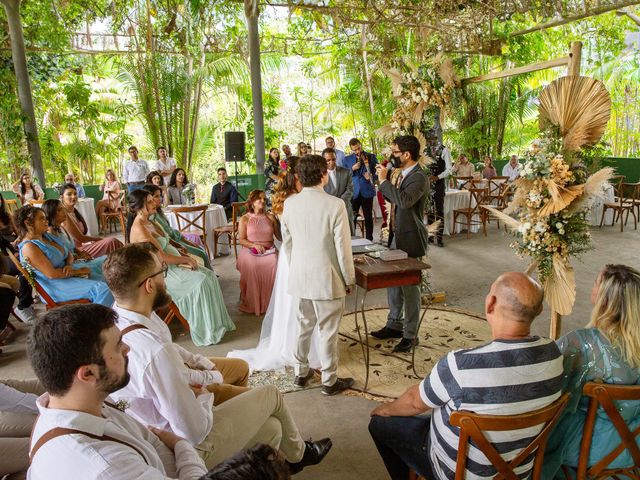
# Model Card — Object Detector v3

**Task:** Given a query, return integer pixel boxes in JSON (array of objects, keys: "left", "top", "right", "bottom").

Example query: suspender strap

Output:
[
  {"left": 121, "top": 324, "right": 149, "bottom": 335},
  {"left": 29, "top": 426, "right": 150, "bottom": 464}
]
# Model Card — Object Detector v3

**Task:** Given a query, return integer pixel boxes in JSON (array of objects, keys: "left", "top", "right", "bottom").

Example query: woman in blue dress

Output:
[
  {"left": 15, "top": 205, "right": 113, "bottom": 306},
  {"left": 544, "top": 264, "right": 640, "bottom": 478},
  {"left": 42, "top": 199, "right": 107, "bottom": 277}
]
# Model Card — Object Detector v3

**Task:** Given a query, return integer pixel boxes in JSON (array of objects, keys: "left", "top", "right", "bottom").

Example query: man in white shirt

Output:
[
  {"left": 325, "top": 136, "right": 346, "bottom": 168},
  {"left": 27, "top": 303, "right": 208, "bottom": 479},
  {"left": 502, "top": 155, "right": 522, "bottom": 182},
  {"left": 102, "top": 243, "right": 332, "bottom": 472},
  {"left": 123, "top": 146, "right": 150, "bottom": 193},
  {"left": 154, "top": 146, "right": 177, "bottom": 185}
]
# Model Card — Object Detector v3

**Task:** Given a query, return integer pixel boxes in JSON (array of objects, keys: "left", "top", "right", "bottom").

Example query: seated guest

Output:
[
  {"left": 63, "top": 171, "right": 86, "bottom": 198},
  {"left": 236, "top": 190, "right": 279, "bottom": 315},
  {"left": 27, "top": 304, "right": 209, "bottom": 479},
  {"left": 210, "top": 167, "right": 238, "bottom": 220},
  {"left": 12, "top": 171, "right": 44, "bottom": 204},
  {"left": 145, "top": 184, "right": 211, "bottom": 269},
  {"left": 104, "top": 244, "right": 249, "bottom": 407},
  {"left": 323, "top": 147, "right": 354, "bottom": 234},
  {"left": 369, "top": 272, "right": 563, "bottom": 480},
  {"left": 95, "top": 169, "right": 123, "bottom": 233},
  {"left": 200, "top": 444, "right": 290, "bottom": 480},
  {"left": 16, "top": 205, "right": 114, "bottom": 306},
  {"left": 42, "top": 200, "right": 107, "bottom": 277},
  {"left": 60, "top": 183, "right": 123, "bottom": 258},
  {"left": 451, "top": 154, "right": 474, "bottom": 178},
  {"left": 502, "top": 154, "right": 522, "bottom": 182},
  {"left": 544, "top": 264, "right": 640, "bottom": 478},
  {"left": 146, "top": 170, "right": 168, "bottom": 206},
  {"left": 0, "top": 274, "right": 17, "bottom": 349},
  {"left": 482, "top": 155, "right": 497, "bottom": 179},
  {"left": 104, "top": 249, "right": 330, "bottom": 473},
  {"left": 0, "top": 193, "right": 36, "bottom": 324},
  {"left": 127, "top": 189, "right": 234, "bottom": 346},
  {"left": 0, "top": 379, "right": 45, "bottom": 479},
  {"left": 167, "top": 168, "right": 191, "bottom": 205}
]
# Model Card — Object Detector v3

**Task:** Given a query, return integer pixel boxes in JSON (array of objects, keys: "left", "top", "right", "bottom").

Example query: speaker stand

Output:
[{"left": 233, "top": 160, "right": 246, "bottom": 201}]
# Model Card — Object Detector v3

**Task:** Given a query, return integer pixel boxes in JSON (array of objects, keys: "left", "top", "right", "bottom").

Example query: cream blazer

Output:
[{"left": 281, "top": 186, "right": 355, "bottom": 300}]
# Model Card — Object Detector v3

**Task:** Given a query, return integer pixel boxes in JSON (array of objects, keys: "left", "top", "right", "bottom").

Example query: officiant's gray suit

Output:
[
  {"left": 324, "top": 166, "right": 355, "bottom": 235},
  {"left": 281, "top": 185, "right": 356, "bottom": 387}
]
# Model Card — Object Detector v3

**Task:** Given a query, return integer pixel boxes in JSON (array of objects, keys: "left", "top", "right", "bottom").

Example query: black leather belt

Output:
[{"left": 129, "top": 181, "right": 145, "bottom": 185}]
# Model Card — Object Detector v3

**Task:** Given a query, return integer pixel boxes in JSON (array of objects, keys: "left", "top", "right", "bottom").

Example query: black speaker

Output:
[{"left": 225, "top": 131, "right": 245, "bottom": 162}]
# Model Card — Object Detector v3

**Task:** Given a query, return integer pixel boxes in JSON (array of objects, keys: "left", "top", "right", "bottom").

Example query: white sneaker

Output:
[{"left": 14, "top": 306, "right": 37, "bottom": 324}]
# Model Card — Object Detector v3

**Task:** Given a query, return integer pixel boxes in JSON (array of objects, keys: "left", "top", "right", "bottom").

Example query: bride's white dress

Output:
[{"left": 227, "top": 240, "right": 321, "bottom": 371}]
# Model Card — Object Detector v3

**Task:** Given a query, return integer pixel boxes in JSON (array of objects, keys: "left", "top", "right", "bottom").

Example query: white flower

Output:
[
  {"left": 518, "top": 222, "right": 531, "bottom": 234},
  {"left": 534, "top": 222, "right": 547, "bottom": 233},
  {"left": 555, "top": 222, "right": 563, "bottom": 229}
]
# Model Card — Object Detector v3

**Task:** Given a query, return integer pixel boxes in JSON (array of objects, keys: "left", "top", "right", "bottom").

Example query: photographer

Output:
[{"left": 344, "top": 138, "right": 378, "bottom": 241}]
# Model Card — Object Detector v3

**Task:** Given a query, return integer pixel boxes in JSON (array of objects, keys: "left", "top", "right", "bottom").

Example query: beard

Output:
[
  {"left": 98, "top": 357, "right": 131, "bottom": 395},
  {"left": 152, "top": 282, "right": 172, "bottom": 311}
]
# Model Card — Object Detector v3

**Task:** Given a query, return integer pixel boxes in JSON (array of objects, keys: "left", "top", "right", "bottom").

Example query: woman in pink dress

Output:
[
  {"left": 236, "top": 189, "right": 280, "bottom": 315},
  {"left": 60, "top": 183, "right": 123, "bottom": 258},
  {"left": 95, "top": 169, "right": 123, "bottom": 232}
]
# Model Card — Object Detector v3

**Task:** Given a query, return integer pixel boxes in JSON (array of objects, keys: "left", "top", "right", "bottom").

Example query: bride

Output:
[{"left": 228, "top": 156, "right": 321, "bottom": 371}]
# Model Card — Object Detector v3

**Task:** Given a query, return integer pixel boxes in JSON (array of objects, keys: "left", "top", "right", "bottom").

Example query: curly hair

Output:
[
  {"left": 199, "top": 444, "right": 290, "bottom": 480},
  {"left": 245, "top": 189, "right": 266, "bottom": 213},
  {"left": 271, "top": 156, "right": 299, "bottom": 215},
  {"left": 297, "top": 154, "right": 327, "bottom": 187},
  {"left": 14, "top": 205, "right": 42, "bottom": 237}
]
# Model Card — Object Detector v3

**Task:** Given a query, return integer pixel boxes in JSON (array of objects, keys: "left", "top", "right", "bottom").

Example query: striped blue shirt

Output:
[{"left": 419, "top": 336, "right": 563, "bottom": 480}]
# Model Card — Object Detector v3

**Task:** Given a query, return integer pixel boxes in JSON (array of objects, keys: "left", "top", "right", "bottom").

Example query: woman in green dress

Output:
[
  {"left": 144, "top": 184, "right": 212, "bottom": 269},
  {"left": 126, "top": 189, "right": 234, "bottom": 346}
]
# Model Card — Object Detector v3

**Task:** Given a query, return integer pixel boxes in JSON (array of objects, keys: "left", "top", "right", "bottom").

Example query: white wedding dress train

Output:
[{"left": 227, "top": 242, "right": 321, "bottom": 371}]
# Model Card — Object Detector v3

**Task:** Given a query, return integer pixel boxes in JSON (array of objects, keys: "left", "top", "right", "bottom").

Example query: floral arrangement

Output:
[
  {"left": 20, "top": 257, "right": 37, "bottom": 288},
  {"left": 378, "top": 55, "right": 459, "bottom": 138},
  {"left": 182, "top": 183, "right": 196, "bottom": 205},
  {"left": 486, "top": 76, "right": 613, "bottom": 318},
  {"left": 114, "top": 399, "right": 129, "bottom": 412}
]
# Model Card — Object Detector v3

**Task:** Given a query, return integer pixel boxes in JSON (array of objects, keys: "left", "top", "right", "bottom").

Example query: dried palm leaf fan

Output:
[{"left": 538, "top": 76, "right": 611, "bottom": 152}]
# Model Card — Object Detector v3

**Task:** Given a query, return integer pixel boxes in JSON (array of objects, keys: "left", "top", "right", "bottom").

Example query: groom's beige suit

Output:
[{"left": 281, "top": 185, "right": 356, "bottom": 386}]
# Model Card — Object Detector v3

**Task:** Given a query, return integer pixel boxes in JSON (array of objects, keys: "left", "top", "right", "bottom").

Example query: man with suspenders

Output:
[{"left": 27, "top": 303, "right": 208, "bottom": 479}]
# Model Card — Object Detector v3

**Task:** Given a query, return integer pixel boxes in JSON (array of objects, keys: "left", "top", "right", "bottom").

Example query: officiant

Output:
[
  {"left": 372, "top": 135, "right": 429, "bottom": 353},
  {"left": 323, "top": 147, "right": 355, "bottom": 235}
]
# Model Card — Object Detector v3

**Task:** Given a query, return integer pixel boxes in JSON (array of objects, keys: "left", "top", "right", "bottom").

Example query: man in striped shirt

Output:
[{"left": 369, "top": 272, "right": 563, "bottom": 480}]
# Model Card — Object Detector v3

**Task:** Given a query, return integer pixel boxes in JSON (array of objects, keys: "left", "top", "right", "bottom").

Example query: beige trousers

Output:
[
  {"left": 0, "top": 378, "right": 45, "bottom": 479},
  {"left": 205, "top": 357, "right": 250, "bottom": 406},
  {"left": 197, "top": 384, "right": 305, "bottom": 469},
  {"left": 294, "top": 297, "right": 345, "bottom": 386}
]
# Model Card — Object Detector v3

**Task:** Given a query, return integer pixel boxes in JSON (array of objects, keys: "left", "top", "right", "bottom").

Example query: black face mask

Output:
[{"left": 391, "top": 155, "right": 402, "bottom": 168}]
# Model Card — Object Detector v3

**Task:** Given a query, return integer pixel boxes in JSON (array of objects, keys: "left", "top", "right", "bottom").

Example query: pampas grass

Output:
[{"left": 539, "top": 76, "right": 611, "bottom": 152}]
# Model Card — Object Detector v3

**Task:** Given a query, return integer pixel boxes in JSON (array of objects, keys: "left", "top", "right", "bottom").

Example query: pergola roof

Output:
[{"left": 262, "top": 0, "right": 640, "bottom": 54}]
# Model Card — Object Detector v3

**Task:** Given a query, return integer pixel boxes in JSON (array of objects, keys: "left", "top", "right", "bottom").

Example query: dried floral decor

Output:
[{"left": 486, "top": 76, "right": 613, "bottom": 318}]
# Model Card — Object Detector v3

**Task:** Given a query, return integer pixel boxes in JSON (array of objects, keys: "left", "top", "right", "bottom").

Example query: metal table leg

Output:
[{"left": 353, "top": 286, "right": 371, "bottom": 391}]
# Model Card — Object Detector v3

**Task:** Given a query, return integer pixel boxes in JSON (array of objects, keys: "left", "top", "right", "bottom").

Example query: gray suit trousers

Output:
[{"left": 385, "top": 238, "right": 421, "bottom": 339}]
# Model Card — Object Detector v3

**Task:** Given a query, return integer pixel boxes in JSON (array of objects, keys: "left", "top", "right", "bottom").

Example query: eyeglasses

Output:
[
  {"left": 391, "top": 150, "right": 403, "bottom": 155},
  {"left": 137, "top": 262, "right": 168, "bottom": 287}
]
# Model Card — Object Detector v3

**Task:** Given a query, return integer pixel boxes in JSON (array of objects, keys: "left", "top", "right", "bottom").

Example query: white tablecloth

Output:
[
  {"left": 589, "top": 183, "right": 615, "bottom": 226},
  {"left": 165, "top": 204, "right": 230, "bottom": 255},
  {"left": 441, "top": 188, "right": 481, "bottom": 235}
]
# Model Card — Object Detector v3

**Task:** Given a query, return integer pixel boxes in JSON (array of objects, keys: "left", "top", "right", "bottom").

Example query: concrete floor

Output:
[{"left": 1, "top": 221, "right": 639, "bottom": 479}]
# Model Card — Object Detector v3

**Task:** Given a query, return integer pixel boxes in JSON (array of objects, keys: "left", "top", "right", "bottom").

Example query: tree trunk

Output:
[
  {"left": 187, "top": 53, "right": 205, "bottom": 173},
  {"left": 494, "top": 62, "right": 512, "bottom": 157},
  {"left": 245, "top": 0, "right": 266, "bottom": 173},
  {"left": 361, "top": 25, "right": 377, "bottom": 153},
  {"left": 1, "top": 0, "right": 45, "bottom": 187},
  {"left": 181, "top": 54, "right": 193, "bottom": 168}
]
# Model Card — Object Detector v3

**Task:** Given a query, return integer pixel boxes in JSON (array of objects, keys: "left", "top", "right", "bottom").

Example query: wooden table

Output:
[{"left": 353, "top": 256, "right": 431, "bottom": 391}]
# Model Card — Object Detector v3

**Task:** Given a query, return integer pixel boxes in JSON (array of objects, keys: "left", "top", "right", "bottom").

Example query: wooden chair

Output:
[
  {"left": 4, "top": 199, "right": 20, "bottom": 215},
  {"left": 447, "top": 393, "right": 570, "bottom": 480},
  {"left": 230, "top": 201, "right": 247, "bottom": 259},
  {"left": 171, "top": 204, "right": 211, "bottom": 260},
  {"left": 487, "top": 176, "right": 510, "bottom": 205},
  {"left": 100, "top": 191, "right": 126, "bottom": 235},
  {"left": 159, "top": 301, "right": 190, "bottom": 333},
  {"left": 452, "top": 187, "right": 488, "bottom": 238},
  {"left": 355, "top": 215, "right": 366, "bottom": 237},
  {"left": 7, "top": 251, "right": 91, "bottom": 310},
  {"left": 574, "top": 382, "right": 640, "bottom": 480},
  {"left": 451, "top": 176, "right": 473, "bottom": 190},
  {"left": 27, "top": 199, "right": 45, "bottom": 206},
  {"left": 600, "top": 182, "right": 639, "bottom": 232}
]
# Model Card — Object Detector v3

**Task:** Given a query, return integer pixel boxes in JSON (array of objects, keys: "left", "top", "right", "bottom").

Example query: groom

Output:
[{"left": 281, "top": 154, "right": 356, "bottom": 396}]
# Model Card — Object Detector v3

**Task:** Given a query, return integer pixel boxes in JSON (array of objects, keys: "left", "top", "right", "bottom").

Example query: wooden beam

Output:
[
  {"left": 567, "top": 41, "right": 582, "bottom": 76},
  {"left": 462, "top": 56, "right": 570, "bottom": 85}
]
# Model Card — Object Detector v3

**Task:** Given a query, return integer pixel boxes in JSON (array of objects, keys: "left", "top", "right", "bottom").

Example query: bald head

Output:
[{"left": 489, "top": 272, "right": 544, "bottom": 325}]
